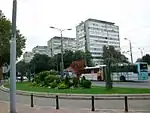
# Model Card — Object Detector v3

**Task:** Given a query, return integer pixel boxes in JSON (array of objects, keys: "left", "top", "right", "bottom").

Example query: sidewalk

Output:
[{"left": 0, "top": 101, "right": 149, "bottom": 113}]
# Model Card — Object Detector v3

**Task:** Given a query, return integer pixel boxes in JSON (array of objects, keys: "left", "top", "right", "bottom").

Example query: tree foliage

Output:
[
  {"left": 30, "top": 54, "right": 52, "bottom": 74},
  {"left": 103, "top": 45, "right": 128, "bottom": 64},
  {"left": 17, "top": 50, "right": 93, "bottom": 79},
  {"left": 0, "top": 10, "right": 26, "bottom": 80},
  {"left": 103, "top": 45, "right": 128, "bottom": 89},
  {"left": 0, "top": 11, "right": 26, "bottom": 66},
  {"left": 142, "top": 54, "right": 150, "bottom": 64},
  {"left": 72, "top": 50, "right": 84, "bottom": 61},
  {"left": 69, "top": 60, "right": 85, "bottom": 79},
  {"left": 64, "top": 50, "right": 74, "bottom": 69},
  {"left": 136, "top": 54, "right": 150, "bottom": 65},
  {"left": 17, "top": 60, "right": 29, "bottom": 75}
]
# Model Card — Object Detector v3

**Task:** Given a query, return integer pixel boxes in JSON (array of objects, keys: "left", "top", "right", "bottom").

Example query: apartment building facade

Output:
[
  {"left": 47, "top": 36, "right": 76, "bottom": 57},
  {"left": 23, "top": 52, "right": 34, "bottom": 63},
  {"left": 76, "top": 18, "right": 120, "bottom": 65},
  {"left": 32, "top": 46, "right": 48, "bottom": 55}
]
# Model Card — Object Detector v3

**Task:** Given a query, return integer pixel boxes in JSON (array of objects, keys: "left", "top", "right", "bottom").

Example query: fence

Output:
[{"left": 29, "top": 93, "right": 150, "bottom": 112}]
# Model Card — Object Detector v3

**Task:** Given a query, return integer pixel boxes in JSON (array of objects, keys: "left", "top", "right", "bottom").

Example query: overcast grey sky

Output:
[{"left": 0, "top": 0, "right": 150, "bottom": 62}]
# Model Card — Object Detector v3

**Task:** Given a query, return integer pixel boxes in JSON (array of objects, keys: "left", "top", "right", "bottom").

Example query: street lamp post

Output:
[
  {"left": 10, "top": 0, "right": 17, "bottom": 113},
  {"left": 124, "top": 38, "right": 133, "bottom": 64},
  {"left": 50, "top": 26, "right": 71, "bottom": 77},
  {"left": 138, "top": 48, "right": 144, "bottom": 58}
]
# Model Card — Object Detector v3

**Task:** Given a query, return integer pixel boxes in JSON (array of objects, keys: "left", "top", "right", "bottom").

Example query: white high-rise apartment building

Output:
[
  {"left": 47, "top": 36, "right": 76, "bottom": 56},
  {"left": 23, "top": 46, "right": 48, "bottom": 63},
  {"left": 76, "top": 19, "right": 120, "bottom": 65},
  {"left": 32, "top": 46, "right": 48, "bottom": 55},
  {"left": 23, "top": 52, "right": 34, "bottom": 63}
]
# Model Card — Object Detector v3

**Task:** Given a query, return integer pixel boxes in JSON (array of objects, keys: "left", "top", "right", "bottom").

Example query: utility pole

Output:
[
  {"left": 84, "top": 22, "right": 87, "bottom": 66},
  {"left": 60, "top": 31, "right": 64, "bottom": 77},
  {"left": 138, "top": 48, "right": 144, "bottom": 58},
  {"left": 124, "top": 38, "right": 133, "bottom": 64},
  {"left": 129, "top": 40, "right": 133, "bottom": 64},
  {"left": 50, "top": 26, "right": 71, "bottom": 78},
  {"left": 10, "top": 0, "right": 17, "bottom": 113}
]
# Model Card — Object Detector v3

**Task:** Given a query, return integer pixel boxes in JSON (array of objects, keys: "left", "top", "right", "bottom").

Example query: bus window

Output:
[
  {"left": 140, "top": 64, "right": 148, "bottom": 70},
  {"left": 132, "top": 65, "right": 138, "bottom": 73}
]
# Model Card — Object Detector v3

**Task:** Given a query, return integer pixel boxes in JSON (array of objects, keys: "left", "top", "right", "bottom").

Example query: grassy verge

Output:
[{"left": 4, "top": 82, "right": 150, "bottom": 94}]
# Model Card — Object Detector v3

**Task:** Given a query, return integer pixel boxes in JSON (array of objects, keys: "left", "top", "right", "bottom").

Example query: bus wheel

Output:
[{"left": 120, "top": 76, "right": 126, "bottom": 82}]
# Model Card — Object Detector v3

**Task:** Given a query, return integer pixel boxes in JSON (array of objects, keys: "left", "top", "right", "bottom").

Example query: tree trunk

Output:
[
  {"left": 0, "top": 66, "right": 3, "bottom": 80},
  {"left": 105, "top": 60, "right": 113, "bottom": 89},
  {"left": 0, "top": 66, "right": 3, "bottom": 85},
  {"left": 20, "top": 74, "right": 23, "bottom": 82}
]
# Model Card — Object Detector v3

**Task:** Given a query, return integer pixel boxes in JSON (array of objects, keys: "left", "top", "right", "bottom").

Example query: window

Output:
[
  {"left": 91, "top": 52, "right": 102, "bottom": 55},
  {"left": 140, "top": 64, "right": 148, "bottom": 70},
  {"left": 90, "top": 48, "right": 102, "bottom": 51}
]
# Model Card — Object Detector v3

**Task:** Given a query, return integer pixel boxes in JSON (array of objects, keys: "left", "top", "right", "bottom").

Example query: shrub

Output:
[
  {"left": 72, "top": 77, "right": 79, "bottom": 88},
  {"left": 31, "top": 82, "right": 37, "bottom": 86},
  {"left": 38, "top": 71, "right": 50, "bottom": 81},
  {"left": 68, "top": 79, "right": 74, "bottom": 88},
  {"left": 49, "top": 70, "right": 58, "bottom": 75},
  {"left": 81, "top": 80, "right": 91, "bottom": 88},
  {"left": 64, "top": 76, "right": 73, "bottom": 88},
  {"left": 55, "top": 77, "right": 61, "bottom": 84},
  {"left": 34, "top": 71, "right": 50, "bottom": 85},
  {"left": 31, "top": 82, "right": 40, "bottom": 87},
  {"left": 33, "top": 76, "right": 40, "bottom": 84},
  {"left": 58, "top": 82, "right": 68, "bottom": 89},
  {"left": 80, "top": 76, "right": 86, "bottom": 86},
  {"left": 49, "top": 82, "right": 57, "bottom": 88},
  {"left": 64, "top": 76, "right": 70, "bottom": 84},
  {"left": 44, "top": 75, "right": 59, "bottom": 86}
]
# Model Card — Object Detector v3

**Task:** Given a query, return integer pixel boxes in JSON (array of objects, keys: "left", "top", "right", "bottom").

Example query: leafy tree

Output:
[
  {"left": 142, "top": 54, "right": 150, "bottom": 65},
  {"left": 17, "top": 60, "right": 29, "bottom": 75},
  {"left": 0, "top": 10, "right": 26, "bottom": 80},
  {"left": 84, "top": 51, "right": 93, "bottom": 67},
  {"left": 63, "top": 50, "right": 74, "bottom": 69},
  {"left": 16, "top": 60, "right": 30, "bottom": 81},
  {"left": 51, "top": 50, "right": 93, "bottom": 72},
  {"left": 17, "top": 60, "right": 33, "bottom": 81},
  {"left": 69, "top": 60, "right": 85, "bottom": 79},
  {"left": 72, "top": 50, "right": 93, "bottom": 67},
  {"left": 72, "top": 50, "right": 85, "bottom": 61},
  {"left": 26, "top": 50, "right": 93, "bottom": 76},
  {"left": 30, "top": 54, "right": 51, "bottom": 74},
  {"left": 136, "top": 54, "right": 150, "bottom": 65},
  {"left": 103, "top": 46, "right": 128, "bottom": 89},
  {"left": 136, "top": 58, "right": 142, "bottom": 62},
  {"left": 103, "top": 45, "right": 128, "bottom": 64},
  {"left": 52, "top": 53, "right": 61, "bottom": 71},
  {"left": 48, "top": 56, "right": 57, "bottom": 71}
]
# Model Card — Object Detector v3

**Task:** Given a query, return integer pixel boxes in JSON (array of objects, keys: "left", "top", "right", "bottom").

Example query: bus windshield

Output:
[{"left": 140, "top": 64, "right": 148, "bottom": 70}]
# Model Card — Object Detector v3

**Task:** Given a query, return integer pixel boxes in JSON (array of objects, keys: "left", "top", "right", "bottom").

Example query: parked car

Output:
[{"left": 17, "top": 76, "right": 28, "bottom": 81}]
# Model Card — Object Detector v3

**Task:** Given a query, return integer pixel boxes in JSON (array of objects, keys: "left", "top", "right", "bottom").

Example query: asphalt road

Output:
[
  {"left": 0, "top": 77, "right": 150, "bottom": 111},
  {"left": 92, "top": 77, "right": 150, "bottom": 88},
  {"left": 0, "top": 90, "right": 150, "bottom": 111}
]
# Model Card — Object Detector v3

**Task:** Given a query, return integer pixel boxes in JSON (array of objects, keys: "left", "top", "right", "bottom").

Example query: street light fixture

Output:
[
  {"left": 124, "top": 38, "right": 133, "bottom": 64},
  {"left": 50, "top": 26, "right": 55, "bottom": 29},
  {"left": 49, "top": 26, "right": 72, "bottom": 77}
]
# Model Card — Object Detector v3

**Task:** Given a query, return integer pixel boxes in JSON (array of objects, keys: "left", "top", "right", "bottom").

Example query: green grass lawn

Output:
[{"left": 4, "top": 82, "right": 150, "bottom": 94}]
